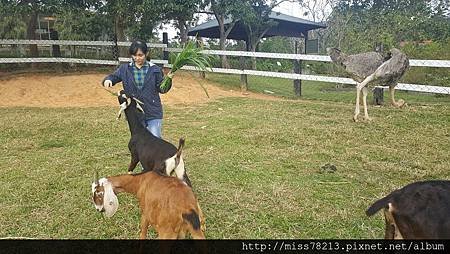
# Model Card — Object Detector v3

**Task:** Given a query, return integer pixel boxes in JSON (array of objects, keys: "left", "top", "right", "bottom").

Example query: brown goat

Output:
[{"left": 92, "top": 171, "right": 205, "bottom": 239}]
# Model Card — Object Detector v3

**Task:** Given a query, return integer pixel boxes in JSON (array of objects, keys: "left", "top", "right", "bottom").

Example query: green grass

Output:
[
  {"left": 205, "top": 72, "right": 450, "bottom": 105},
  {"left": 0, "top": 95, "right": 449, "bottom": 239}
]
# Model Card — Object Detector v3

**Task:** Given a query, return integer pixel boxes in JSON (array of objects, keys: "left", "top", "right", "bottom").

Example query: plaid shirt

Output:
[
  {"left": 132, "top": 60, "right": 149, "bottom": 90},
  {"left": 104, "top": 62, "right": 172, "bottom": 120}
]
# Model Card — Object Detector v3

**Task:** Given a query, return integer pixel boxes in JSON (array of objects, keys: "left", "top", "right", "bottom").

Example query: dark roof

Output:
[{"left": 188, "top": 11, "right": 326, "bottom": 40}]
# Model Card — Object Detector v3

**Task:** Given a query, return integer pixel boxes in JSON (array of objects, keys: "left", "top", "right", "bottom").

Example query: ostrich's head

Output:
[
  {"left": 91, "top": 172, "right": 119, "bottom": 217},
  {"left": 326, "top": 47, "right": 340, "bottom": 55},
  {"left": 327, "top": 47, "right": 344, "bottom": 65},
  {"left": 116, "top": 90, "right": 144, "bottom": 119},
  {"left": 389, "top": 48, "right": 402, "bottom": 56}
]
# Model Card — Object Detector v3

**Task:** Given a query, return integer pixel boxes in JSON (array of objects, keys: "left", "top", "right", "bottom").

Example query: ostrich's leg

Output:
[
  {"left": 354, "top": 74, "right": 375, "bottom": 122},
  {"left": 389, "top": 84, "right": 405, "bottom": 108},
  {"left": 362, "top": 86, "right": 372, "bottom": 121},
  {"left": 354, "top": 84, "right": 361, "bottom": 122}
]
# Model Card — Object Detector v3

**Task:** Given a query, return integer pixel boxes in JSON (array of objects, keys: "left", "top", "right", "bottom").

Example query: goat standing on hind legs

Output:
[
  {"left": 91, "top": 170, "right": 206, "bottom": 239},
  {"left": 116, "top": 90, "right": 192, "bottom": 187}
]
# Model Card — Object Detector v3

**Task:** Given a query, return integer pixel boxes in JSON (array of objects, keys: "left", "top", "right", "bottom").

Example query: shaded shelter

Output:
[{"left": 188, "top": 12, "right": 326, "bottom": 95}]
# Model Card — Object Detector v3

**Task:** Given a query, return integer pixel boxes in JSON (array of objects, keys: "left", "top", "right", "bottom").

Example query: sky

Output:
[{"left": 158, "top": 1, "right": 330, "bottom": 41}]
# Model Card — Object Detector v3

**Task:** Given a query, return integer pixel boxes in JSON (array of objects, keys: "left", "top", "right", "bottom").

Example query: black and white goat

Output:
[
  {"left": 116, "top": 90, "right": 191, "bottom": 187},
  {"left": 366, "top": 180, "right": 450, "bottom": 239}
]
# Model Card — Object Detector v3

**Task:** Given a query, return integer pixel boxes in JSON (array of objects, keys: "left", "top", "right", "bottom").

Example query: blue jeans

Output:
[{"left": 145, "top": 119, "right": 162, "bottom": 138}]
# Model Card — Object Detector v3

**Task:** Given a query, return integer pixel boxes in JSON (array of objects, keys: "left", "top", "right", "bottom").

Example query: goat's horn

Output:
[
  {"left": 135, "top": 102, "right": 144, "bottom": 113},
  {"left": 133, "top": 98, "right": 144, "bottom": 105},
  {"left": 117, "top": 108, "right": 124, "bottom": 120},
  {"left": 117, "top": 102, "right": 127, "bottom": 120}
]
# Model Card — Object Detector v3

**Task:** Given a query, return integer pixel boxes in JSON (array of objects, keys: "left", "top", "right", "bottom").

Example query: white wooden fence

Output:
[{"left": 1, "top": 39, "right": 449, "bottom": 95}]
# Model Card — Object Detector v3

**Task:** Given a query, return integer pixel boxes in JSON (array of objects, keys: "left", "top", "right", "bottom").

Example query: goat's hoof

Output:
[
  {"left": 363, "top": 116, "right": 373, "bottom": 122},
  {"left": 127, "top": 171, "right": 133, "bottom": 175},
  {"left": 353, "top": 115, "right": 359, "bottom": 122}
]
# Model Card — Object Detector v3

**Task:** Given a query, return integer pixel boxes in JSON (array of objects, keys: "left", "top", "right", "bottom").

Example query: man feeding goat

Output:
[
  {"left": 116, "top": 90, "right": 191, "bottom": 187},
  {"left": 103, "top": 39, "right": 173, "bottom": 138},
  {"left": 91, "top": 171, "right": 205, "bottom": 239}
]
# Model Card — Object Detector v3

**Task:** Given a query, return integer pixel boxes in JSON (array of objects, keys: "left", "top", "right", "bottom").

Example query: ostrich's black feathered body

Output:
[
  {"left": 328, "top": 48, "right": 385, "bottom": 82},
  {"left": 327, "top": 48, "right": 409, "bottom": 85}
]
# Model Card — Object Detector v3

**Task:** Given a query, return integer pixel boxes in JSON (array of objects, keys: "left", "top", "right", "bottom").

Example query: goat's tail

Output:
[
  {"left": 366, "top": 193, "right": 394, "bottom": 216},
  {"left": 174, "top": 138, "right": 185, "bottom": 169},
  {"left": 176, "top": 138, "right": 185, "bottom": 159},
  {"left": 182, "top": 209, "right": 205, "bottom": 239},
  {"left": 162, "top": 138, "right": 186, "bottom": 179}
]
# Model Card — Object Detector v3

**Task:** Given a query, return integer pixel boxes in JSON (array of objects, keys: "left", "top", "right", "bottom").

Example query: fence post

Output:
[
  {"left": 293, "top": 39, "right": 301, "bottom": 96},
  {"left": 240, "top": 41, "right": 248, "bottom": 92},
  {"left": 240, "top": 56, "right": 248, "bottom": 92},
  {"left": 162, "top": 32, "right": 169, "bottom": 73},
  {"left": 50, "top": 30, "right": 62, "bottom": 71},
  {"left": 294, "top": 33, "right": 307, "bottom": 97},
  {"left": 162, "top": 32, "right": 169, "bottom": 61},
  {"left": 50, "top": 30, "right": 61, "bottom": 57},
  {"left": 373, "top": 86, "right": 384, "bottom": 105}
]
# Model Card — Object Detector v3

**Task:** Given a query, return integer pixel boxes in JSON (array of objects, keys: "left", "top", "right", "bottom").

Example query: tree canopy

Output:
[{"left": 0, "top": 0, "right": 448, "bottom": 56}]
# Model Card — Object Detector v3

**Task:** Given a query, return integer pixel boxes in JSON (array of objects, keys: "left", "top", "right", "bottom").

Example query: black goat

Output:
[
  {"left": 117, "top": 90, "right": 191, "bottom": 187},
  {"left": 366, "top": 180, "right": 450, "bottom": 239}
]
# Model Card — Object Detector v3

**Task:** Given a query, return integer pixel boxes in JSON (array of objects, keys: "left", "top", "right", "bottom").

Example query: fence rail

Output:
[
  {"left": 0, "top": 39, "right": 167, "bottom": 48},
  {"left": 1, "top": 39, "right": 449, "bottom": 95},
  {"left": 166, "top": 47, "right": 450, "bottom": 68}
]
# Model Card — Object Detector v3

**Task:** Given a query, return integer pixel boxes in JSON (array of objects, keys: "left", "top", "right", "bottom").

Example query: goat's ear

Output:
[{"left": 103, "top": 181, "right": 119, "bottom": 218}]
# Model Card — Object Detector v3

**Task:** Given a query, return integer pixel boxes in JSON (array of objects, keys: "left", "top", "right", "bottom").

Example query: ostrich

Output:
[{"left": 327, "top": 48, "right": 409, "bottom": 121}]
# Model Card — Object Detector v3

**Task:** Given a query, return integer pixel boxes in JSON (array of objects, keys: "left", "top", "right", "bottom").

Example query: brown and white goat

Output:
[
  {"left": 92, "top": 170, "right": 205, "bottom": 239},
  {"left": 366, "top": 180, "right": 450, "bottom": 239}
]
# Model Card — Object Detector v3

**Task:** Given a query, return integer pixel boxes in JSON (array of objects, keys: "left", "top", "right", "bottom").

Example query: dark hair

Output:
[{"left": 129, "top": 39, "right": 148, "bottom": 55}]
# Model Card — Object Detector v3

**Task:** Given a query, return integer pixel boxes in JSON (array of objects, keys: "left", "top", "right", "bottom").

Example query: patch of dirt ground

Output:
[{"left": 0, "top": 71, "right": 279, "bottom": 108}]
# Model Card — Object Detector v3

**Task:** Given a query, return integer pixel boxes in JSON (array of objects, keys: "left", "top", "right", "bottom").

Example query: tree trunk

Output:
[
  {"left": 249, "top": 28, "right": 270, "bottom": 70},
  {"left": 178, "top": 20, "right": 188, "bottom": 45},
  {"left": 27, "top": 12, "right": 38, "bottom": 68},
  {"left": 114, "top": 16, "right": 127, "bottom": 57},
  {"left": 219, "top": 36, "right": 230, "bottom": 69},
  {"left": 240, "top": 41, "right": 248, "bottom": 92},
  {"left": 250, "top": 43, "right": 257, "bottom": 70},
  {"left": 218, "top": 16, "right": 230, "bottom": 69}
]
